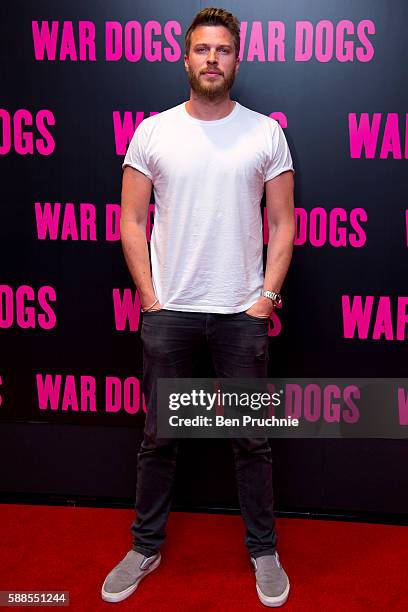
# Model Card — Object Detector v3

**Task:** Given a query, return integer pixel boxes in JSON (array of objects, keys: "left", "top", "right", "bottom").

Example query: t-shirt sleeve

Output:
[
  {"left": 264, "top": 120, "right": 295, "bottom": 182},
  {"left": 122, "top": 120, "right": 153, "bottom": 179}
]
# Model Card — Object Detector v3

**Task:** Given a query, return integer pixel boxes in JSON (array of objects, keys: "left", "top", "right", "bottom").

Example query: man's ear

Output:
[
  {"left": 235, "top": 56, "right": 241, "bottom": 74},
  {"left": 183, "top": 54, "right": 189, "bottom": 72}
]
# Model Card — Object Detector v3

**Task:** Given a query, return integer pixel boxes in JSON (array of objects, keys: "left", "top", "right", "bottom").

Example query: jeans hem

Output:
[
  {"left": 249, "top": 549, "right": 277, "bottom": 559},
  {"left": 132, "top": 544, "right": 160, "bottom": 558}
]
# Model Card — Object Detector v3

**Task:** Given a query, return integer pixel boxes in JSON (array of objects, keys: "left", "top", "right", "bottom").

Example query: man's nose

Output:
[{"left": 207, "top": 49, "right": 218, "bottom": 63}]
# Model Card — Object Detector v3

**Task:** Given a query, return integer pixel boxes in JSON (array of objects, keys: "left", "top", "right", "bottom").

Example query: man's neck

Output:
[{"left": 185, "top": 94, "right": 235, "bottom": 121}]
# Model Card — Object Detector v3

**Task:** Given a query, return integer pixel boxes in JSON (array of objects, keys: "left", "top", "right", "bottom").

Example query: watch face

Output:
[{"left": 275, "top": 294, "right": 282, "bottom": 306}]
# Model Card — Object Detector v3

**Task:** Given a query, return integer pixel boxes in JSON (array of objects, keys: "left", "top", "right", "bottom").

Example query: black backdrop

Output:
[{"left": 1, "top": 1, "right": 407, "bottom": 518}]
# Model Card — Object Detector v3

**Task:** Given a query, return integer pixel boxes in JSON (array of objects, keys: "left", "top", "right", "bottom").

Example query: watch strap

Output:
[{"left": 262, "top": 290, "right": 282, "bottom": 306}]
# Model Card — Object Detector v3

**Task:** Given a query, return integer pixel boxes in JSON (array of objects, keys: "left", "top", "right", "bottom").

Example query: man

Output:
[{"left": 102, "top": 6, "right": 295, "bottom": 608}]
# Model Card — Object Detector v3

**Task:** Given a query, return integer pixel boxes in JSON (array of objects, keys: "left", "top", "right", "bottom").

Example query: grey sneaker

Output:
[
  {"left": 101, "top": 550, "right": 161, "bottom": 603},
  {"left": 251, "top": 552, "right": 290, "bottom": 607}
]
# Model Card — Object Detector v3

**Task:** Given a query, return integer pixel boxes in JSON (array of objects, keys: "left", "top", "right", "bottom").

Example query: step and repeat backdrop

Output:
[{"left": 1, "top": 1, "right": 407, "bottom": 507}]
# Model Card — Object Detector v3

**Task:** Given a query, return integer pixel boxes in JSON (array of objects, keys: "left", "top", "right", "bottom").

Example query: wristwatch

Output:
[{"left": 261, "top": 290, "right": 282, "bottom": 307}]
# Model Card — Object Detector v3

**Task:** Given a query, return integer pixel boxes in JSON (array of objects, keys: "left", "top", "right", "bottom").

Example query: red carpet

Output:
[{"left": 0, "top": 504, "right": 407, "bottom": 611}]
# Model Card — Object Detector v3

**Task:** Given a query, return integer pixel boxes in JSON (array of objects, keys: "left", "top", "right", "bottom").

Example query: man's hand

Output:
[{"left": 245, "top": 296, "right": 274, "bottom": 318}]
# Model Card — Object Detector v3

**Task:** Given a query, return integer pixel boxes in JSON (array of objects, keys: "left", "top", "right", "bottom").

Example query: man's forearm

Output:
[
  {"left": 120, "top": 220, "right": 157, "bottom": 307},
  {"left": 263, "top": 222, "right": 295, "bottom": 293}
]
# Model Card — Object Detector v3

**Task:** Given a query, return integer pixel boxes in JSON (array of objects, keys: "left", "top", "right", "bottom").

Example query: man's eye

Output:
[
  {"left": 196, "top": 48, "right": 207, "bottom": 53},
  {"left": 220, "top": 48, "right": 229, "bottom": 54}
]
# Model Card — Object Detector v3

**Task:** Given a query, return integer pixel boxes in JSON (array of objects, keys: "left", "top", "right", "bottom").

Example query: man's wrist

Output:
[
  {"left": 259, "top": 296, "right": 275, "bottom": 309},
  {"left": 142, "top": 299, "right": 159, "bottom": 312},
  {"left": 261, "top": 289, "right": 282, "bottom": 307},
  {"left": 141, "top": 298, "right": 159, "bottom": 312},
  {"left": 140, "top": 292, "right": 158, "bottom": 311}
]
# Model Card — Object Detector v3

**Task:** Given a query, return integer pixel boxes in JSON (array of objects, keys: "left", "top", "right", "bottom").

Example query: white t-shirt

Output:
[{"left": 122, "top": 100, "right": 295, "bottom": 313}]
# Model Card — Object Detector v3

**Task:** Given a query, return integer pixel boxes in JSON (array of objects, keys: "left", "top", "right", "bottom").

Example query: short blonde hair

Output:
[{"left": 184, "top": 7, "right": 240, "bottom": 57}]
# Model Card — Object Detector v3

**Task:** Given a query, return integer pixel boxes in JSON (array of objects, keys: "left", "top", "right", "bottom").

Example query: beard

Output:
[{"left": 186, "top": 65, "right": 236, "bottom": 100}]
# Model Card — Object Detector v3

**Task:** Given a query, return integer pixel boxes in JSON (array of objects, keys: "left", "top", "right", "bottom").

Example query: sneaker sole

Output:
[
  {"left": 101, "top": 553, "right": 161, "bottom": 603},
  {"left": 256, "top": 579, "right": 290, "bottom": 607}
]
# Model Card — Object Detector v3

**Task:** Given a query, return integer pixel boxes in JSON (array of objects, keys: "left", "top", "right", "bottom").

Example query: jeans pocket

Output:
[
  {"left": 242, "top": 311, "right": 270, "bottom": 321},
  {"left": 143, "top": 308, "right": 165, "bottom": 315}
]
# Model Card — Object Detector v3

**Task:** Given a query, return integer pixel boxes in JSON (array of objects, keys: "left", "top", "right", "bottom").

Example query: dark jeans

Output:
[{"left": 131, "top": 308, "right": 277, "bottom": 559}]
